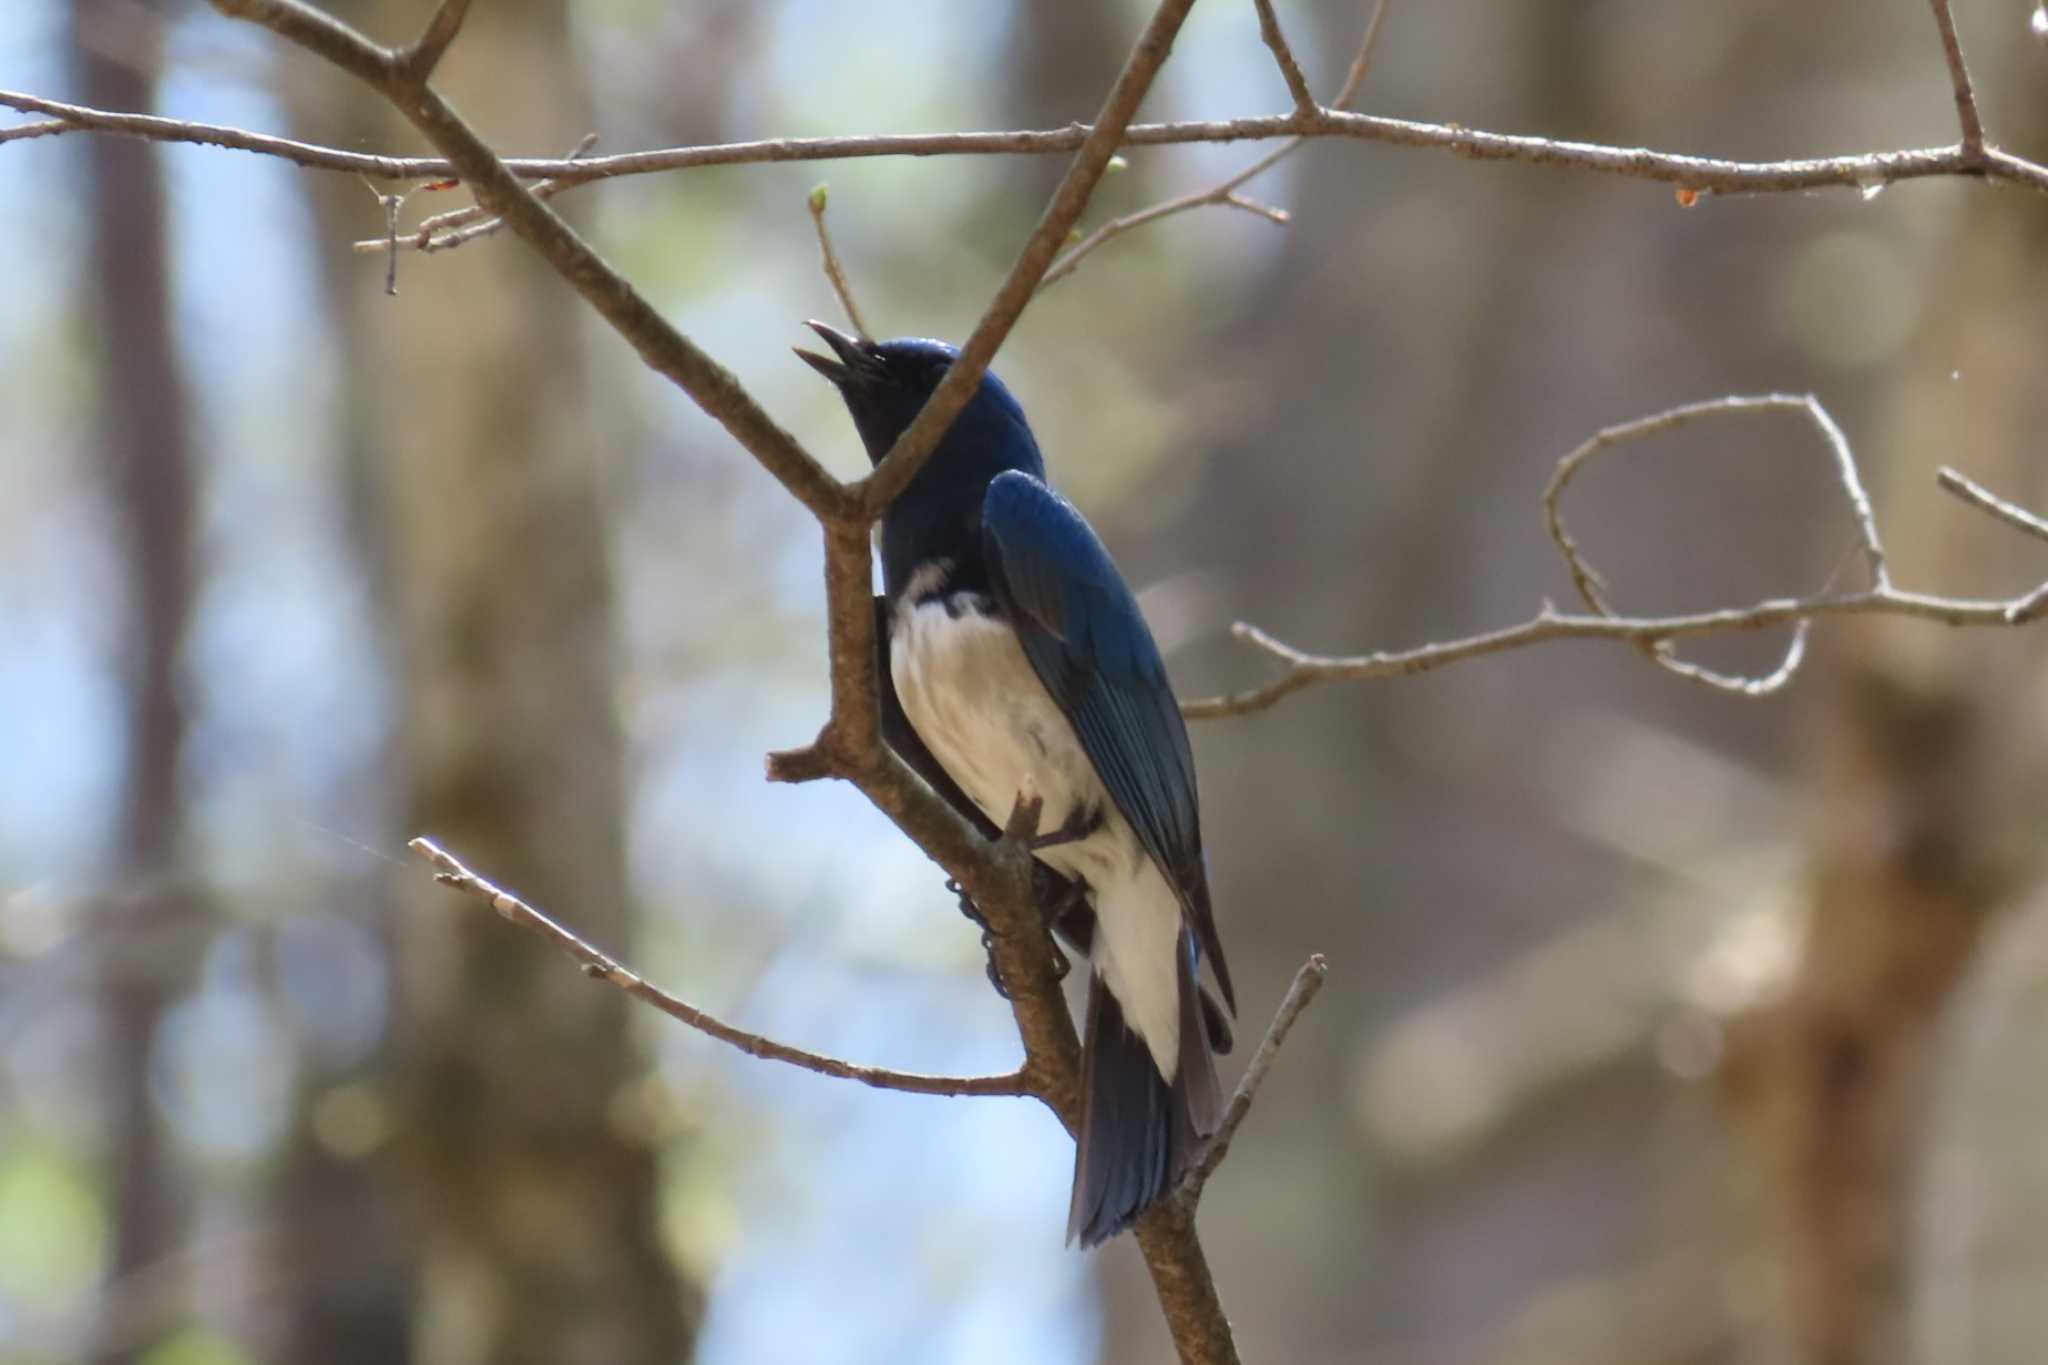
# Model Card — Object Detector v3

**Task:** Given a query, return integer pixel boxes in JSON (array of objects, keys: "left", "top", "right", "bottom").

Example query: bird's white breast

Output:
[{"left": 891, "top": 579, "right": 1184, "bottom": 1078}]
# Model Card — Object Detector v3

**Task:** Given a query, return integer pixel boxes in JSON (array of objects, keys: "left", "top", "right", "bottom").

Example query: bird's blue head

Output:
[{"left": 799, "top": 322, "right": 1046, "bottom": 594}]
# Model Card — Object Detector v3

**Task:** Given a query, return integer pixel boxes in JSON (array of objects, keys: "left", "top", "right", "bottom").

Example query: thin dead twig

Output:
[
  {"left": 1252, "top": 0, "right": 1319, "bottom": 115},
  {"left": 1181, "top": 954, "right": 1328, "bottom": 1198},
  {"left": 408, "top": 838, "right": 1035, "bottom": 1098},
  {"left": 1936, "top": 466, "right": 2048, "bottom": 547},
  {"left": 1926, "top": 0, "right": 1986, "bottom": 157}
]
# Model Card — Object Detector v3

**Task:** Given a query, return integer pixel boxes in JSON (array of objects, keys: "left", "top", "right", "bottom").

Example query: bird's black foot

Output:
[{"left": 949, "top": 874, "right": 1072, "bottom": 1000}]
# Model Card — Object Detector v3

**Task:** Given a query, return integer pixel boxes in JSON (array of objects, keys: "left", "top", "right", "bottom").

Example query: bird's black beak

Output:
[{"left": 794, "top": 320, "right": 873, "bottom": 387}]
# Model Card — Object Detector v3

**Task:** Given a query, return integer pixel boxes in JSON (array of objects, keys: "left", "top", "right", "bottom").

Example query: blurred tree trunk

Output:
[
  {"left": 265, "top": 59, "right": 417, "bottom": 1365},
  {"left": 1729, "top": 649, "right": 2007, "bottom": 1365},
  {"left": 261, "top": 2, "right": 697, "bottom": 1361},
  {"left": 70, "top": 4, "right": 198, "bottom": 1360},
  {"left": 1723, "top": 59, "right": 2048, "bottom": 1360}
]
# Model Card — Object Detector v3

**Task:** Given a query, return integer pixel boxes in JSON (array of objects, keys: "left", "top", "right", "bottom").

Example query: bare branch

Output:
[
  {"left": 1252, "top": 0, "right": 1318, "bottom": 115},
  {"left": 1044, "top": 0, "right": 1389, "bottom": 289},
  {"left": 858, "top": 0, "right": 1199, "bottom": 520},
  {"left": 807, "top": 184, "right": 872, "bottom": 339},
  {"left": 10, "top": 88, "right": 2048, "bottom": 200},
  {"left": 1937, "top": 466, "right": 2048, "bottom": 547},
  {"left": 205, "top": 0, "right": 853, "bottom": 523},
  {"left": 408, "top": 838, "right": 1034, "bottom": 1098},
  {"left": 349, "top": 133, "right": 599, "bottom": 256},
  {"left": 399, "top": 0, "right": 473, "bottom": 86},
  {"left": 0, "top": 117, "right": 67, "bottom": 145},
  {"left": 1181, "top": 954, "right": 1329, "bottom": 1198},
  {"left": 1926, "top": 0, "right": 1986, "bottom": 157},
  {"left": 763, "top": 739, "right": 838, "bottom": 784},
  {"left": 1185, "top": 408, "right": 2048, "bottom": 721}
]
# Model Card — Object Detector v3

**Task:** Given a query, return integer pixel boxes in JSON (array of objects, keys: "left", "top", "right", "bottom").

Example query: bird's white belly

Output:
[{"left": 891, "top": 594, "right": 1184, "bottom": 1077}]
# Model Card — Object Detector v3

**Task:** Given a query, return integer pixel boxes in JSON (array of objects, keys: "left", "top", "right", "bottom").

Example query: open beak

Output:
[{"left": 794, "top": 320, "right": 872, "bottom": 386}]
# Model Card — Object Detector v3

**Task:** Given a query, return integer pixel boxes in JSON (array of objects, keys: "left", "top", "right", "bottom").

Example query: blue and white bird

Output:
[{"left": 798, "top": 323, "right": 1236, "bottom": 1246}]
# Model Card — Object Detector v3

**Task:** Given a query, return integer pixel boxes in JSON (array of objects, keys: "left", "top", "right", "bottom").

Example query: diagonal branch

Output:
[
  {"left": 1936, "top": 466, "right": 2048, "bottom": 547},
  {"left": 1252, "top": 0, "right": 1318, "bottom": 115},
  {"left": 857, "top": 0, "right": 1200, "bottom": 519},
  {"left": 1180, "top": 953, "right": 1328, "bottom": 1198},
  {"left": 1044, "top": 0, "right": 1390, "bottom": 290},
  {"left": 399, "top": 0, "right": 474, "bottom": 85},
  {"left": 409, "top": 838, "right": 1035, "bottom": 1099},
  {"left": 1926, "top": 0, "right": 1986, "bottom": 157},
  {"left": 207, "top": 0, "right": 852, "bottom": 523}
]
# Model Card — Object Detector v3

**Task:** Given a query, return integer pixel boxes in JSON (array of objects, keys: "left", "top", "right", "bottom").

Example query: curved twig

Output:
[{"left": 1542, "top": 394, "right": 1882, "bottom": 696}]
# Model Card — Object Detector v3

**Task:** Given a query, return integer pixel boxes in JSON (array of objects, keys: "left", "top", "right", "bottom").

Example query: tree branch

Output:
[
  {"left": 1252, "top": 0, "right": 1318, "bottom": 116},
  {"left": 1935, "top": 466, "right": 2048, "bottom": 548},
  {"left": 398, "top": 0, "right": 473, "bottom": 86},
  {"left": 204, "top": 0, "right": 853, "bottom": 524},
  {"left": 11, "top": 88, "right": 2047, "bottom": 199},
  {"left": 1926, "top": 0, "right": 1985, "bottom": 158},
  {"left": 408, "top": 837, "right": 1035, "bottom": 1098},
  {"left": 856, "top": 0, "right": 1198, "bottom": 520},
  {"left": 1181, "top": 953, "right": 1328, "bottom": 1197},
  {"left": 1044, "top": 0, "right": 1391, "bottom": 290},
  {"left": 348, "top": 133, "right": 598, "bottom": 256},
  {"left": 1185, "top": 396, "right": 2048, "bottom": 720}
]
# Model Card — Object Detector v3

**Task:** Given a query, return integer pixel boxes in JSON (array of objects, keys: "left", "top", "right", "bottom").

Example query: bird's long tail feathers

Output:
[{"left": 1066, "top": 930, "right": 1222, "bottom": 1247}]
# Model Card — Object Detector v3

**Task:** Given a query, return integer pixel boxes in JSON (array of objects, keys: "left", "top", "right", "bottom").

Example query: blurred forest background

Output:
[{"left": 5, "top": 1, "right": 2048, "bottom": 1362}]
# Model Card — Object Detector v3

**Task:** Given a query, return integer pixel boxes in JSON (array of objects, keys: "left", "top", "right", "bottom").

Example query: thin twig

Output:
[
  {"left": 0, "top": 118, "right": 67, "bottom": 144},
  {"left": 1181, "top": 954, "right": 1328, "bottom": 1197},
  {"left": 1936, "top": 466, "right": 2048, "bottom": 547},
  {"left": 807, "top": 184, "right": 871, "bottom": 339},
  {"left": 1252, "top": 0, "right": 1319, "bottom": 115},
  {"left": 357, "top": 174, "right": 406, "bottom": 295},
  {"left": 1044, "top": 0, "right": 1390, "bottom": 290},
  {"left": 1926, "top": 0, "right": 1986, "bottom": 157},
  {"left": 10, "top": 87, "right": 2048, "bottom": 198},
  {"left": 348, "top": 133, "right": 600, "bottom": 256},
  {"left": 408, "top": 838, "right": 1035, "bottom": 1098}
]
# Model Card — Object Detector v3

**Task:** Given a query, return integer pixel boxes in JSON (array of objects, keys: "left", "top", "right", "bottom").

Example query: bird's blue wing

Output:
[{"left": 981, "top": 470, "right": 1234, "bottom": 1011}]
